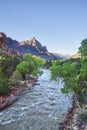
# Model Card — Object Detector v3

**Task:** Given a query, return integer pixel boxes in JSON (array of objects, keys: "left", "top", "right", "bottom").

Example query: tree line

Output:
[
  {"left": 0, "top": 53, "right": 45, "bottom": 95},
  {"left": 50, "top": 38, "right": 87, "bottom": 106}
]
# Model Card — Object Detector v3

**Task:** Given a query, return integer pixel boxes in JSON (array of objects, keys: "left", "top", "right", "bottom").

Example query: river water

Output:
[{"left": 0, "top": 69, "right": 72, "bottom": 130}]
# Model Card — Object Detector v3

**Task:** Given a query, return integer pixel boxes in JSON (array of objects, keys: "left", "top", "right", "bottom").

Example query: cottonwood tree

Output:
[{"left": 16, "top": 53, "right": 45, "bottom": 79}]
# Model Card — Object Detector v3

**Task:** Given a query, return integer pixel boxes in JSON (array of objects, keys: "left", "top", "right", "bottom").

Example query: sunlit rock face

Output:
[
  {"left": 20, "top": 37, "right": 48, "bottom": 53},
  {"left": 70, "top": 53, "right": 81, "bottom": 59},
  {"left": 0, "top": 32, "right": 56, "bottom": 60}
]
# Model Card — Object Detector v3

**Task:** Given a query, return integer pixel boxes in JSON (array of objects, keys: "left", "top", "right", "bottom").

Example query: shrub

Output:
[
  {"left": 0, "top": 78, "right": 10, "bottom": 95},
  {"left": 9, "top": 71, "right": 22, "bottom": 85}
]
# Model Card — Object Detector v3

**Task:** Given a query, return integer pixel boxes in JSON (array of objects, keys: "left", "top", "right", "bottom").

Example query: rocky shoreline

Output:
[
  {"left": 0, "top": 79, "right": 37, "bottom": 111},
  {"left": 59, "top": 96, "right": 87, "bottom": 130},
  {"left": 58, "top": 95, "right": 78, "bottom": 130}
]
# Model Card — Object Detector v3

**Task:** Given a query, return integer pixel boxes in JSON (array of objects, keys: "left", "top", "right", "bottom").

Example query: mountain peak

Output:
[
  {"left": 32, "top": 37, "right": 36, "bottom": 40},
  {"left": 0, "top": 32, "right": 56, "bottom": 60},
  {"left": 28, "top": 37, "right": 36, "bottom": 46},
  {"left": 20, "top": 37, "right": 48, "bottom": 52},
  {"left": 29, "top": 37, "right": 36, "bottom": 41},
  {"left": 0, "top": 32, "right": 6, "bottom": 38}
]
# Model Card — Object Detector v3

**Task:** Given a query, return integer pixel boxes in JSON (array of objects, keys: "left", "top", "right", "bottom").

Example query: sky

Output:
[{"left": 0, "top": 0, "right": 87, "bottom": 55}]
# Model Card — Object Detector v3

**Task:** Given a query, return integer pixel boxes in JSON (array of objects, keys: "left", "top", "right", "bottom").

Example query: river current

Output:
[{"left": 0, "top": 69, "right": 72, "bottom": 130}]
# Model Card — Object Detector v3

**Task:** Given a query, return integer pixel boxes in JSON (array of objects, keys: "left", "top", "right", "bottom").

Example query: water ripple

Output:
[{"left": 0, "top": 69, "right": 72, "bottom": 130}]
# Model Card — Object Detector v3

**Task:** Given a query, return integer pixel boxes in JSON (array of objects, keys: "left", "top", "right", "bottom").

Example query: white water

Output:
[{"left": 0, "top": 69, "right": 72, "bottom": 130}]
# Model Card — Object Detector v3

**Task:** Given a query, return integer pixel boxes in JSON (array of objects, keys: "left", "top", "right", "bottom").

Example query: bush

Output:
[
  {"left": 0, "top": 78, "right": 11, "bottom": 95},
  {"left": 9, "top": 71, "right": 22, "bottom": 85}
]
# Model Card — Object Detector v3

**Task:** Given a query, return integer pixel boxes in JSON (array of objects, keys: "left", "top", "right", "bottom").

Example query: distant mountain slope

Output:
[
  {"left": 70, "top": 53, "right": 81, "bottom": 59},
  {"left": 0, "top": 32, "right": 57, "bottom": 60},
  {"left": 53, "top": 53, "right": 71, "bottom": 60}
]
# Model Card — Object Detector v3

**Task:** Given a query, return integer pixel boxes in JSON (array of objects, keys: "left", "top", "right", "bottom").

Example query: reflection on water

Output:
[{"left": 0, "top": 69, "right": 72, "bottom": 130}]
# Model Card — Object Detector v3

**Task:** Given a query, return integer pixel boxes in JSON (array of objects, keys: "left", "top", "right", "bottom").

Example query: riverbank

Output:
[
  {"left": 59, "top": 96, "right": 87, "bottom": 130},
  {"left": 0, "top": 79, "right": 37, "bottom": 110},
  {"left": 58, "top": 95, "right": 78, "bottom": 130}
]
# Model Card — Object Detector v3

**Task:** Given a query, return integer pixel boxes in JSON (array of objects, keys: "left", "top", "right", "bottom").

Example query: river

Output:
[{"left": 0, "top": 69, "right": 72, "bottom": 130}]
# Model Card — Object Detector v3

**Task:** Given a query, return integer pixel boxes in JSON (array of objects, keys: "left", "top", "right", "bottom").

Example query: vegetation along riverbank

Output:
[
  {"left": 50, "top": 39, "right": 87, "bottom": 130},
  {"left": 0, "top": 53, "right": 45, "bottom": 110},
  {"left": 0, "top": 36, "right": 87, "bottom": 130}
]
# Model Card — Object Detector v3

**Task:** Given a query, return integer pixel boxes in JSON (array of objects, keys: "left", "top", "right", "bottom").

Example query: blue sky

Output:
[{"left": 0, "top": 0, "right": 87, "bottom": 55}]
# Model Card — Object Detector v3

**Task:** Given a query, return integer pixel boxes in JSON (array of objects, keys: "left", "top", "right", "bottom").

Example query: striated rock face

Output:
[
  {"left": 20, "top": 37, "right": 48, "bottom": 52},
  {"left": 0, "top": 32, "right": 56, "bottom": 60}
]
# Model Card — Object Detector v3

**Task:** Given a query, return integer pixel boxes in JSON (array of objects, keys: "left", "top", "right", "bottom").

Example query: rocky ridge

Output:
[
  {"left": 0, "top": 32, "right": 56, "bottom": 60},
  {"left": 53, "top": 53, "right": 71, "bottom": 60}
]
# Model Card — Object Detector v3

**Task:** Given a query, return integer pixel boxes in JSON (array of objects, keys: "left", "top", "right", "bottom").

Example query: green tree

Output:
[
  {"left": 79, "top": 39, "right": 87, "bottom": 103},
  {"left": 50, "top": 38, "right": 87, "bottom": 105},
  {"left": 0, "top": 68, "right": 10, "bottom": 95},
  {"left": 0, "top": 78, "right": 10, "bottom": 95},
  {"left": 80, "top": 58, "right": 87, "bottom": 81},
  {"left": 50, "top": 60, "right": 62, "bottom": 80},
  {"left": 51, "top": 61, "right": 81, "bottom": 94},
  {"left": 16, "top": 61, "right": 28, "bottom": 79},
  {"left": 0, "top": 55, "right": 20, "bottom": 95},
  {"left": 0, "top": 55, "right": 20, "bottom": 78},
  {"left": 79, "top": 38, "right": 87, "bottom": 57},
  {"left": 16, "top": 53, "right": 45, "bottom": 79}
]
